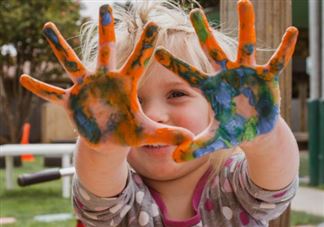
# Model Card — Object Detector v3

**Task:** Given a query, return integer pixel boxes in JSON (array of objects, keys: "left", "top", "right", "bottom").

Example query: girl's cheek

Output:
[{"left": 172, "top": 111, "right": 207, "bottom": 134}]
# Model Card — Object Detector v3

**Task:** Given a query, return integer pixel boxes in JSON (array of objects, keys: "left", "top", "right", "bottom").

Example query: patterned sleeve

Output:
[
  {"left": 72, "top": 169, "right": 162, "bottom": 227},
  {"left": 219, "top": 152, "right": 298, "bottom": 222}
]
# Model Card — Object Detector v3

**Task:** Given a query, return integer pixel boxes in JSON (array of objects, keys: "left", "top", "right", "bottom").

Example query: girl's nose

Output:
[{"left": 143, "top": 102, "right": 169, "bottom": 124}]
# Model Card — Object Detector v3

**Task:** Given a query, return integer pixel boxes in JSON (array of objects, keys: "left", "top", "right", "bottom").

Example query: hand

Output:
[
  {"left": 155, "top": 0, "right": 298, "bottom": 162},
  {"left": 20, "top": 4, "right": 192, "bottom": 150}
]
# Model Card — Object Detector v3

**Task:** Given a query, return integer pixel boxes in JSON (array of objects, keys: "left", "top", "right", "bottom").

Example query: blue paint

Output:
[
  {"left": 236, "top": 68, "right": 245, "bottom": 78},
  {"left": 215, "top": 82, "right": 233, "bottom": 109},
  {"left": 142, "top": 43, "right": 153, "bottom": 50},
  {"left": 70, "top": 95, "right": 101, "bottom": 144},
  {"left": 257, "top": 105, "right": 279, "bottom": 134},
  {"left": 219, "top": 60, "right": 227, "bottom": 70},
  {"left": 101, "top": 10, "right": 112, "bottom": 26},
  {"left": 146, "top": 25, "right": 157, "bottom": 38},
  {"left": 243, "top": 44, "right": 254, "bottom": 55},
  {"left": 74, "top": 109, "right": 101, "bottom": 143},
  {"left": 43, "top": 27, "right": 62, "bottom": 50},
  {"left": 222, "top": 114, "right": 246, "bottom": 139},
  {"left": 193, "top": 139, "right": 226, "bottom": 158},
  {"left": 240, "top": 87, "right": 256, "bottom": 106}
]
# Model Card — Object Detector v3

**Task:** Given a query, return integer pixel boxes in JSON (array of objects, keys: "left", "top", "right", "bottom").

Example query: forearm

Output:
[
  {"left": 240, "top": 117, "right": 299, "bottom": 190},
  {"left": 74, "top": 138, "right": 130, "bottom": 197}
]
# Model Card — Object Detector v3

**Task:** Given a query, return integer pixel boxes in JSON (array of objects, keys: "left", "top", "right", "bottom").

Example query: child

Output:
[{"left": 20, "top": 0, "right": 299, "bottom": 226}]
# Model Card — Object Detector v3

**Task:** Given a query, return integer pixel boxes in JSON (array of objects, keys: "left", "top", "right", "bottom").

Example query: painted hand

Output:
[
  {"left": 20, "top": 5, "right": 192, "bottom": 149},
  {"left": 155, "top": 0, "right": 298, "bottom": 161}
]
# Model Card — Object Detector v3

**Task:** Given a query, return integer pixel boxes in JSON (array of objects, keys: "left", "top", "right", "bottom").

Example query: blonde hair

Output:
[{"left": 80, "top": 0, "right": 239, "bottom": 173}]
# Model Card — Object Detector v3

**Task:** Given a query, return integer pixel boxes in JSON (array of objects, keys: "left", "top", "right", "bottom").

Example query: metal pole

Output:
[
  {"left": 308, "top": 0, "right": 321, "bottom": 185},
  {"left": 309, "top": 0, "right": 321, "bottom": 99}
]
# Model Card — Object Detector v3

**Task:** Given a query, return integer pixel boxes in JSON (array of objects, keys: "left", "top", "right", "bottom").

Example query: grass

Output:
[
  {"left": 299, "top": 151, "right": 309, "bottom": 177},
  {"left": 0, "top": 157, "right": 76, "bottom": 226},
  {"left": 299, "top": 151, "right": 324, "bottom": 191},
  {"left": 291, "top": 211, "right": 324, "bottom": 226}
]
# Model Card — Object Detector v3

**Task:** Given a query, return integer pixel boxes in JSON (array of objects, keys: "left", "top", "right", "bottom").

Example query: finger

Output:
[
  {"left": 155, "top": 47, "right": 208, "bottom": 87},
  {"left": 43, "top": 22, "right": 87, "bottom": 84},
  {"left": 172, "top": 121, "right": 225, "bottom": 162},
  {"left": 135, "top": 113, "right": 194, "bottom": 146},
  {"left": 109, "top": 111, "right": 194, "bottom": 147},
  {"left": 236, "top": 0, "right": 256, "bottom": 65},
  {"left": 120, "top": 22, "right": 158, "bottom": 80},
  {"left": 190, "top": 9, "right": 228, "bottom": 68},
  {"left": 263, "top": 27, "right": 298, "bottom": 80},
  {"left": 97, "top": 4, "right": 116, "bottom": 71},
  {"left": 20, "top": 74, "right": 66, "bottom": 105}
]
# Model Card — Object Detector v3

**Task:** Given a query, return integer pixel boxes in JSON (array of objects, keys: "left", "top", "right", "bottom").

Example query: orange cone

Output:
[{"left": 21, "top": 123, "right": 35, "bottom": 162}]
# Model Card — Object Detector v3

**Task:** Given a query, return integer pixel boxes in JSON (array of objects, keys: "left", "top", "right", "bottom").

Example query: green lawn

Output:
[
  {"left": 0, "top": 157, "right": 75, "bottom": 226},
  {"left": 299, "top": 151, "right": 309, "bottom": 177},
  {"left": 291, "top": 211, "right": 324, "bottom": 226},
  {"left": 299, "top": 151, "right": 324, "bottom": 190}
]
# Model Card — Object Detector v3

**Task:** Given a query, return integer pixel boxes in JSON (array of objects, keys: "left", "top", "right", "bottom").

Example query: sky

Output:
[{"left": 80, "top": 0, "right": 127, "bottom": 19}]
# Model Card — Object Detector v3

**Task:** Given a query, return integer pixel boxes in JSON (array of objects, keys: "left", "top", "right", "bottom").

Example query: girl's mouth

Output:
[{"left": 141, "top": 144, "right": 173, "bottom": 154}]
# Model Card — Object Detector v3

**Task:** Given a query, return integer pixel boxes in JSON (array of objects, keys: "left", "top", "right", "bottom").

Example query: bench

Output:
[{"left": 0, "top": 144, "right": 75, "bottom": 198}]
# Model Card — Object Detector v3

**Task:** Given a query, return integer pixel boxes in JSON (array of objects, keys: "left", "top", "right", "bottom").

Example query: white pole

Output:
[
  {"left": 61, "top": 154, "right": 72, "bottom": 198},
  {"left": 309, "top": 0, "right": 321, "bottom": 99}
]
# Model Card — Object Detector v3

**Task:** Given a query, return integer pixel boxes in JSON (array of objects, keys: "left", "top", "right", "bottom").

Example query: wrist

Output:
[
  {"left": 240, "top": 116, "right": 283, "bottom": 152},
  {"left": 75, "top": 137, "right": 130, "bottom": 197}
]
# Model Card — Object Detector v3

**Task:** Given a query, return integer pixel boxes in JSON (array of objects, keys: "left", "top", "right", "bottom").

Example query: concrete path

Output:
[{"left": 291, "top": 186, "right": 324, "bottom": 217}]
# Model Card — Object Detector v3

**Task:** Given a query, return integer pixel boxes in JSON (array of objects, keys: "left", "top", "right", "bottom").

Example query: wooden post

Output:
[{"left": 220, "top": 0, "right": 293, "bottom": 226}]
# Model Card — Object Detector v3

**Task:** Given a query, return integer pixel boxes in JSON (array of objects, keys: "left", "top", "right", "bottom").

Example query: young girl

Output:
[{"left": 20, "top": 0, "right": 299, "bottom": 226}]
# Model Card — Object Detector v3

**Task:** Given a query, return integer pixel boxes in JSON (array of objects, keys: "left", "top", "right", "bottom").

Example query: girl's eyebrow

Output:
[{"left": 163, "top": 81, "right": 189, "bottom": 87}]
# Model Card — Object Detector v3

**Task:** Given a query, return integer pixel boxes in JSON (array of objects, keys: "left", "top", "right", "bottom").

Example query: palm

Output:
[
  {"left": 155, "top": 0, "right": 298, "bottom": 162},
  {"left": 20, "top": 5, "right": 191, "bottom": 149},
  {"left": 67, "top": 72, "right": 142, "bottom": 145}
]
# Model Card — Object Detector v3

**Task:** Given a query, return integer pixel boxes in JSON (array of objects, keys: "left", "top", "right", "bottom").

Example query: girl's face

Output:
[{"left": 127, "top": 61, "right": 211, "bottom": 181}]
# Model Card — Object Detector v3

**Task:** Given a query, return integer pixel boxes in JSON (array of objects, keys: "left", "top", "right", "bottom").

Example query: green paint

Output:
[
  {"left": 191, "top": 11, "right": 208, "bottom": 43},
  {"left": 43, "top": 91, "right": 63, "bottom": 100},
  {"left": 242, "top": 117, "right": 257, "bottom": 141},
  {"left": 144, "top": 58, "right": 150, "bottom": 67},
  {"left": 64, "top": 59, "right": 79, "bottom": 72}
]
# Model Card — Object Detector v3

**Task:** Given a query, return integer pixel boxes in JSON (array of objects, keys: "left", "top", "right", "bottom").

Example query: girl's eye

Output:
[{"left": 168, "top": 90, "right": 187, "bottom": 99}]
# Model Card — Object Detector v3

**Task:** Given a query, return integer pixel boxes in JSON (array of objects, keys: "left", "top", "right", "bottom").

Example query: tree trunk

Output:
[{"left": 220, "top": 0, "right": 293, "bottom": 226}]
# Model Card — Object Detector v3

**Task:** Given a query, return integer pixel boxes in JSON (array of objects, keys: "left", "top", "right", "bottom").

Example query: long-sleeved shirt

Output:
[{"left": 73, "top": 152, "right": 298, "bottom": 227}]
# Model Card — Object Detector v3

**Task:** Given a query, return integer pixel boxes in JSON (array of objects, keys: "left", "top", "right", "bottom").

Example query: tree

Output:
[{"left": 0, "top": 0, "right": 84, "bottom": 143}]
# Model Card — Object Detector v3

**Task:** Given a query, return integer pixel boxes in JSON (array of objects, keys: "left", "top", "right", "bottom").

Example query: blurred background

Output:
[{"left": 0, "top": 0, "right": 323, "bottom": 226}]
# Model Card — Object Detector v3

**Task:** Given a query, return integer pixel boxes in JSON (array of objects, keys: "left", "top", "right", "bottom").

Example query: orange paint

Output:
[
  {"left": 237, "top": 0, "right": 256, "bottom": 65},
  {"left": 42, "top": 22, "right": 87, "bottom": 83},
  {"left": 98, "top": 5, "right": 116, "bottom": 68}
]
